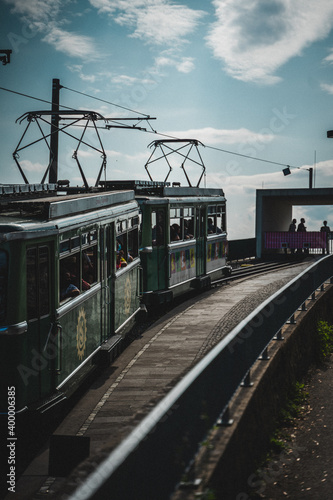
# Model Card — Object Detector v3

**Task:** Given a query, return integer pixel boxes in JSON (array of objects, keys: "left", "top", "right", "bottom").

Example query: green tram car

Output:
[
  {"left": 104, "top": 181, "right": 231, "bottom": 306},
  {"left": 0, "top": 180, "right": 230, "bottom": 417},
  {"left": 0, "top": 185, "right": 141, "bottom": 416}
]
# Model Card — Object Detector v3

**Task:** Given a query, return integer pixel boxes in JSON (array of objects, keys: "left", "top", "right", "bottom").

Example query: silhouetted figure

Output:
[{"left": 320, "top": 220, "right": 331, "bottom": 254}]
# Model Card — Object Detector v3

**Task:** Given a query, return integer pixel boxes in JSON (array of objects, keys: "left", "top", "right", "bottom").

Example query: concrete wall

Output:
[
  {"left": 209, "top": 285, "right": 333, "bottom": 499},
  {"left": 172, "top": 285, "right": 333, "bottom": 500}
]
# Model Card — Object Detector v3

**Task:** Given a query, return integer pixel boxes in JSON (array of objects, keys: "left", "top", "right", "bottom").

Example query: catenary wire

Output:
[
  {"left": 1, "top": 84, "right": 298, "bottom": 171},
  {"left": 62, "top": 86, "right": 151, "bottom": 118},
  {"left": 0, "top": 86, "right": 75, "bottom": 111}
]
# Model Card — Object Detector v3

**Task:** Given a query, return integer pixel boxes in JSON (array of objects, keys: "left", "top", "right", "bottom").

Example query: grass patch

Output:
[{"left": 278, "top": 381, "right": 309, "bottom": 427}]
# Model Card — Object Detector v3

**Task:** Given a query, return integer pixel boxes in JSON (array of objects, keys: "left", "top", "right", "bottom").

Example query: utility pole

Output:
[
  {"left": 49, "top": 78, "right": 61, "bottom": 183},
  {"left": 308, "top": 167, "right": 313, "bottom": 189}
]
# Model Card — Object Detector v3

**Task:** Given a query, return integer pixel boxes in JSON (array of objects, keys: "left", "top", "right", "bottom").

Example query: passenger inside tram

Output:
[
  {"left": 60, "top": 269, "right": 80, "bottom": 300},
  {"left": 170, "top": 223, "right": 181, "bottom": 241}
]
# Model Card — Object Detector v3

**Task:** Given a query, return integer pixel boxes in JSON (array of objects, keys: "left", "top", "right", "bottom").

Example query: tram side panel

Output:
[
  {"left": 139, "top": 204, "right": 170, "bottom": 305},
  {"left": 113, "top": 214, "right": 141, "bottom": 333},
  {"left": 0, "top": 197, "right": 142, "bottom": 416},
  {"left": 0, "top": 234, "right": 59, "bottom": 414},
  {"left": 139, "top": 194, "right": 230, "bottom": 305},
  {"left": 206, "top": 235, "right": 229, "bottom": 275},
  {"left": 0, "top": 239, "right": 36, "bottom": 414},
  {"left": 55, "top": 224, "right": 102, "bottom": 397}
]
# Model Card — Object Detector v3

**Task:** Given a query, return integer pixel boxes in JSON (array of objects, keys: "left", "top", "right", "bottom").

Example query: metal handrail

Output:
[{"left": 69, "top": 255, "right": 333, "bottom": 500}]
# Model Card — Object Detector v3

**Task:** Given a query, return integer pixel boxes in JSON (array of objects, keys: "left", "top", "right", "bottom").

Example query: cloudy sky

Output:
[{"left": 1, "top": 0, "right": 333, "bottom": 238}]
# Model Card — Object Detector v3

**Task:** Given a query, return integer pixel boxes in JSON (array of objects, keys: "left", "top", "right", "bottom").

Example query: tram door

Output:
[
  {"left": 152, "top": 208, "right": 167, "bottom": 290},
  {"left": 100, "top": 224, "right": 113, "bottom": 340},
  {"left": 196, "top": 207, "right": 206, "bottom": 276},
  {"left": 26, "top": 243, "right": 54, "bottom": 399}
]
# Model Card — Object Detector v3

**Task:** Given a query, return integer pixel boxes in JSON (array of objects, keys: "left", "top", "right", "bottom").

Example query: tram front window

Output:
[{"left": 0, "top": 250, "right": 8, "bottom": 324}]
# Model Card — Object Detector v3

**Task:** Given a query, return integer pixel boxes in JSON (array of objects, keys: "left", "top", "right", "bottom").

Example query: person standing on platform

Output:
[
  {"left": 288, "top": 218, "right": 297, "bottom": 254},
  {"left": 297, "top": 218, "right": 306, "bottom": 254},
  {"left": 320, "top": 220, "right": 331, "bottom": 254},
  {"left": 289, "top": 218, "right": 297, "bottom": 232},
  {"left": 297, "top": 218, "right": 306, "bottom": 232}
]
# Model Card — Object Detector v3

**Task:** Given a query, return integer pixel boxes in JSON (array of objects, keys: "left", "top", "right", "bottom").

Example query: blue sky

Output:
[{"left": 1, "top": 0, "right": 333, "bottom": 238}]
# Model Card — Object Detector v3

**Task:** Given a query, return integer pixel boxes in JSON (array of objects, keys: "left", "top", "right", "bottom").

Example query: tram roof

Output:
[
  {"left": 101, "top": 180, "right": 225, "bottom": 198},
  {"left": 0, "top": 184, "right": 135, "bottom": 220}
]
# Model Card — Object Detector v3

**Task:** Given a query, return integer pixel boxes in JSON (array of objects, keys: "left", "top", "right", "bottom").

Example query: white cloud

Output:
[
  {"left": 5, "top": 0, "right": 100, "bottom": 60},
  {"left": 320, "top": 83, "right": 333, "bottom": 94},
  {"left": 155, "top": 55, "right": 195, "bottom": 73},
  {"left": 165, "top": 127, "right": 275, "bottom": 145},
  {"left": 206, "top": 0, "right": 333, "bottom": 84},
  {"left": 89, "top": 0, "right": 206, "bottom": 46},
  {"left": 67, "top": 65, "right": 97, "bottom": 82},
  {"left": 111, "top": 74, "right": 140, "bottom": 86},
  {"left": 43, "top": 27, "right": 100, "bottom": 60},
  {"left": 4, "top": 0, "right": 62, "bottom": 22},
  {"left": 20, "top": 159, "right": 45, "bottom": 173},
  {"left": 323, "top": 48, "right": 333, "bottom": 64}
]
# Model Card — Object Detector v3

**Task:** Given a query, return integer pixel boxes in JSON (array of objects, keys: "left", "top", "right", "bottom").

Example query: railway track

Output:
[{"left": 213, "top": 257, "right": 310, "bottom": 285}]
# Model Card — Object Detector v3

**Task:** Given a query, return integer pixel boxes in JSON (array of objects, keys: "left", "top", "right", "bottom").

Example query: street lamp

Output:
[
  {"left": 0, "top": 50, "right": 12, "bottom": 65},
  {"left": 282, "top": 165, "right": 313, "bottom": 187}
]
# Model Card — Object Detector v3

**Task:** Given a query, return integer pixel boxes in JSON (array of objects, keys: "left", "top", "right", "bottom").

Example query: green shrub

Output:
[{"left": 317, "top": 320, "right": 333, "bottom": 361}]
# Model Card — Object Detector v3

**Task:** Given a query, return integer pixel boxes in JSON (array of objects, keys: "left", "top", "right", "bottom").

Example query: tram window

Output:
[
  {"left": 128, "top": 227, "right": 139, "bottom": 259},
  {"left": 82, "top": 246, "right": 97, "bottom": 285},
  {"left": 60, "top": 254, "right": 80, "bottom": 302},
  {"left": 0, "top": 251, "right": 7, "bottom": 323},
  {"left": 116, "top": 234, "right": 127, "bottom": 256},
  {"left": 27, "top": 248, "right": 38, "bottom": 319},
  {"left": 170, "top": 207, "right": 194, "bottom": 241},
  {"left": 208, "top": 205, "right": 223, "bottom": 234},
  {"left": 27, "top": 247, "right": 50, "bottom": 319},
  {"left": 152, "top": 210, "right": 165, "bottom": 246},
  {"left": 170, "top": 207, "right": 181, "bottom": 241},
  {"left": 60, "top": 236, "right": 80, "bottom": 254},
  {"left": 60, "top": 240, "right": 70, "bottom": 253},
  {"left": 183, "top": 207, "right": 194, "bottom": 239},
  {"left": 59, "top": 244, "right": 98, "bottom": 302},
  {"left": 117, "top": 220, "right": 127, "bottom": 234},
  {"left": 71, "top": 236, "right": 80, "bottom": 250},
  {"left": 217, "top": 204, "right": 226, "bottom": 232},
  {"left": 39, "top": 247, "right": 50, "bottom": 316}
]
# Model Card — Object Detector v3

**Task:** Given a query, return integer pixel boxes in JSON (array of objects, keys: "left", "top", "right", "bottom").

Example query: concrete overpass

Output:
[{"left": 256, "top": 187, "right": 333, "bottom": 258}]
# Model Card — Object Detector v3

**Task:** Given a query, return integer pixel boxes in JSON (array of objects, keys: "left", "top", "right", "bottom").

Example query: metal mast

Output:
[{"left": 49, "top": 78, "right": 61, "bottom": 183}]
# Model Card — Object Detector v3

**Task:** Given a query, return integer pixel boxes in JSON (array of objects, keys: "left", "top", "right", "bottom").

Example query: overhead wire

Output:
[
  {"left": 1, "top": 83, "right": 298, "bottom": 171},
  {"left": 0, "top": 86, "right": 75, "bottom": 111},
  {"left": 138, "top": 127, "right": 296, "bottom": 170},
  {"left": 62, "top": 86, "right": 151, "bottom": 118}
]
